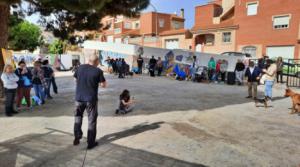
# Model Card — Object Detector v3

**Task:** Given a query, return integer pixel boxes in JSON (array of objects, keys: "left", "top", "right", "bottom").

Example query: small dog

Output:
[
  {"left": 284, "top": 88, "right": 300, "bottom": 114},
  {"left": 255, "top": 98, "right": 268, "bottom": 108}
]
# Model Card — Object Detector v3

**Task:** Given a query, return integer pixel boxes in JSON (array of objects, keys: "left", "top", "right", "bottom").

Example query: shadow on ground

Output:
[
  {"left": 0, "top": 122, "right": 206, "bottom": 167},
  {"left": 0, "top": 75, "right": 288, "bottom": 118}
]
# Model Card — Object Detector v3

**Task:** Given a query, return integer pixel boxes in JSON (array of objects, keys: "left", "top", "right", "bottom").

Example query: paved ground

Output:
[{"left": 0, "top": 73, "right": 300, "bottom": 167}]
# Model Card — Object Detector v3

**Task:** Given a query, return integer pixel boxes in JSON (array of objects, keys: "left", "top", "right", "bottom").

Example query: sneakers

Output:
[{"left": 246, "top": 96, "right": 253, "bottom": 99}]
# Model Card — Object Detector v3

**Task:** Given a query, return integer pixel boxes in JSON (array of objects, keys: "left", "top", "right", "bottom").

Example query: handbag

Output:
[{"left": 260, "top": 74, "right": 266, "bottom": 85}]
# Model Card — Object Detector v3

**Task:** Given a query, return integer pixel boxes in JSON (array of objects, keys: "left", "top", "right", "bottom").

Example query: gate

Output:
[{"left": 286, "top": 59, "right": 300, "bottom": 87}]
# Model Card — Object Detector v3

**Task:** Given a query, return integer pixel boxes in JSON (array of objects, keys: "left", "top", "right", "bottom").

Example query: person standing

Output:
[
  {"left": 156, "top": 57, "right": 163, "bottom": 76},
  {"left": 32, "top": 61, "right": 47, "bottom": 104},
  {"left": 137, "top": 55, "right": 144, "bottom": 74},
  {"left": 149, "top": 56, "right": 157, "bottom": 77},
  {"left": 235, "top": 59, "right": 245, "bottom": 85},
  {"left": 15, "top": 61, "right": 32, "bottom": 110},
  {"left": 276, "top": 57, "right": 284, "bottom": 83},
  {"left": 118, "top": 59, "right": 126, "bottom": 78},
  {"left": 214, "top": 60, "right": 222, "bottom": 83},
  {"left": 73, "top": 54, "right": 107, "bottom": 149},
  {"left": 220, "top": 60, "right": 228, "bottom": 83},
  {"left": 263, "top": 59, "right": 277, "bottom": 101},
  {"left": 42, "top": 60, "right": 54, "bottom": 99},
  {"left": 245, "top": 61, "right": 261, "bottom": 99},
  {"left": 208, "top": 57, "right": 216, "bottom": 82},
  {"left": 1, "top": 64, "right": 19, "bottom": 117}
]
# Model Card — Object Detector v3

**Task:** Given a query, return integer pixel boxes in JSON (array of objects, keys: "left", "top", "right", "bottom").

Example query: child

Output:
[{"left": 116, "top": 89, "right": 135, "bottom": 115}]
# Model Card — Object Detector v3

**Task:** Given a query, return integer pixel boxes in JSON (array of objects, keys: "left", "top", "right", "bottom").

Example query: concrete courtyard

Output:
[{"left": 0, "top": 72, "right": 300, "bottom": 167}]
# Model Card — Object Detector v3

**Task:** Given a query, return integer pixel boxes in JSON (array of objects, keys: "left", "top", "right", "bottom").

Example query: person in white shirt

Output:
[{"left": 1, "top": 64, "right": 19, "bottom": 117}]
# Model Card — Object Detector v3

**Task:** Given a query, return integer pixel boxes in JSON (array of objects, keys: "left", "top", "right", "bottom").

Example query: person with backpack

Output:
[
  {"left": 15, "top": 61, "right": 32, "bottom": 110},
  {"left": 42, "top": 60, "right": 54, "bottom": 99}
]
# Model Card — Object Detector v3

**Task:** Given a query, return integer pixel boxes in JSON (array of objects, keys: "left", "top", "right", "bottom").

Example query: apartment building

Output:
[
  {"left": 94, "top": 11, "right": 192, "bottom": 49},
  {"left": 191, "top": 0, "right": 300, "bottom": 59}
]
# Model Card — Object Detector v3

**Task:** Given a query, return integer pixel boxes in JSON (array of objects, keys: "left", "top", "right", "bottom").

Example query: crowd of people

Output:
[
  {"left": 1, "top": 59, "right": 57, "bottom": 117},
  {"left": 105, "top": 57, "right": 131, "bottom": 78}
]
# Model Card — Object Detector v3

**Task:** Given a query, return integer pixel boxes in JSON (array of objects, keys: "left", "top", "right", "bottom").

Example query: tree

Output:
[
  {"left": 48, "top": 40, "right": 65, "bottom": 55},
  {"left": 8, "top": 19, "right": 43, "bottom": 52},
  {"left": 0, "top": 0, "right": 150, "bottom": 96}
]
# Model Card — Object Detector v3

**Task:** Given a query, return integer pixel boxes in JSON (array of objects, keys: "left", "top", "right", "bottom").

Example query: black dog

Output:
[{"left": 254, "top": 98, "right": 268, "bottom": 108}]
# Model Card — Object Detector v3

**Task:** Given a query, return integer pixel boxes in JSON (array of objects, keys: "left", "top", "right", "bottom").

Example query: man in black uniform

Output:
[
  {"left": 73, "top": 54, "right": 107, "bottom": 149},
  {"left": 149, "top": 56, "right": 157, "bottom": 77},
  {"left": 137, "top": 55, "right": 144, "bottom": 74}
]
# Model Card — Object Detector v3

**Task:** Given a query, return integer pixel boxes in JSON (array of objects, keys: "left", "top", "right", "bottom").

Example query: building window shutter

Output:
[
  {"left": 247, "top": 3, "right": 258, "bottom": 16},
  {"left": 273, "top": 15, "right": 290, "bottom": 29}
]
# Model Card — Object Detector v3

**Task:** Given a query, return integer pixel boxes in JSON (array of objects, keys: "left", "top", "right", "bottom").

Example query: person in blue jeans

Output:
[
  {"left": 262, "top": 59, "right": 277, "bottom": 101},
  {"left": 32, "top": 61, "right": 47, "bottom": 104},
  {"left": 42, "top": 60, "right": 54, "bottom": 99}
]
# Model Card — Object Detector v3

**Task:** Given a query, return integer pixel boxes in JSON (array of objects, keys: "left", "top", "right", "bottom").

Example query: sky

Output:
[
  {"left": 26, "top": 0, "right": 208, "bottom": 29},
  {"left": 144, "top": 0, "right": 208, "bottom": 28}
]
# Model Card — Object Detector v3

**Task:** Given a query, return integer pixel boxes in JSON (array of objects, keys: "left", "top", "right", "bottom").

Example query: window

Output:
[
  {"left": 273, "top": 15, "right": 290, "bottom": 29},
  {"left": 159, "top": 19, "right": 165, "bottom": 28},
  {"left": 205, "top": 34, "right": 214, "bottom": 45},
  {"left": 135, "top": 22, "right": 140, "bottom": 29},
  {"left": 124, "top": 22, "right": 132, "bottom": 29},
  {"left": 222, "top": 32, "right": 231, "bottom": 43},
  {"left": 173, "top": 22, "right": 181, "bottom": 30},
  {"left": 242, "top": 46, "right": 257, "bottom": 57},
  {"left": 114, "top": 28, "right": 121, "bottom": 34},
  {"left": 247, "top": 2, "right": 258, "bottom": 16}
]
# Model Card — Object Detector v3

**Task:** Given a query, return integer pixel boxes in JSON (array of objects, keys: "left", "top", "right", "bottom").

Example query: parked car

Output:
[{"left": 221, "top": 52, "right": 251, "bottom": 58}]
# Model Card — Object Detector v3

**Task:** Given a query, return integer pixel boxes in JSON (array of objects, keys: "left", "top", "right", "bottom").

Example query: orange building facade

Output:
[
  {"left": 94, "top": 11, "right": 192, "bottom": 50},
  {"left": 192, "top": 0, "right": 300, "bottom": 59}
]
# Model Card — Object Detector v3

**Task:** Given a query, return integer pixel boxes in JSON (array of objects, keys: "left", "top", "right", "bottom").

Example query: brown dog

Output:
[{"left": 285, "top": 88, "right": 300, "bottom": 114}]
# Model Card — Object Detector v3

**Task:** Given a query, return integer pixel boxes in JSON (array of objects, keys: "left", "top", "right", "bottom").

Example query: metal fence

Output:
[{"left": 286, "top": 59, "right": 300, "bottom": 87}]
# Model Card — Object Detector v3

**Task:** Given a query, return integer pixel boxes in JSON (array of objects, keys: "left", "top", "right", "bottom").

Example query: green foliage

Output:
[
  {"left": 8, "top": 20, "right": 42, "bottom": 52},
  {"left": 48, "top": 40, "right": 65, "bottom": 54},
  {"left": 1, "top": 0, "right": 150, "bottom": 41}
]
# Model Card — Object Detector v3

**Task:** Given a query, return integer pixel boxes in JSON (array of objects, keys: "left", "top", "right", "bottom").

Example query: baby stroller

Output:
[{"left": 194, "top": 66, "right": 208, "bottom": 82}]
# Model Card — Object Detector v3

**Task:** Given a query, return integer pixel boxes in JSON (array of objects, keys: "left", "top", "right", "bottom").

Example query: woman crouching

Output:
[{"left": 116, "top": 89, "right": 135, "bottom": 115}]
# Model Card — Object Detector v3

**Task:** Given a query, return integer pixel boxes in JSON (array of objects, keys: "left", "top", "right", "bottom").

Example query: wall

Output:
[
  {"left": 235, "top": 0, "right": 300, "bottom": 58},
  {"left": 161, "top": 34, "right": 192, "bottom": 50},
  {"left": 194, "top": 29, "right": 236, "bottom": 54},
  {"left": 194, "top": 4, "right": 216, "bottom": 28},
  {"left": 140, "top": 12, "right": 176, "bottom": 35}
]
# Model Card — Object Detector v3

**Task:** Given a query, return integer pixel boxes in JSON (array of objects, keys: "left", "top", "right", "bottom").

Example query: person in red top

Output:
[{"left": 214, "top": 60, "right": 222, "bottom": 83}]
